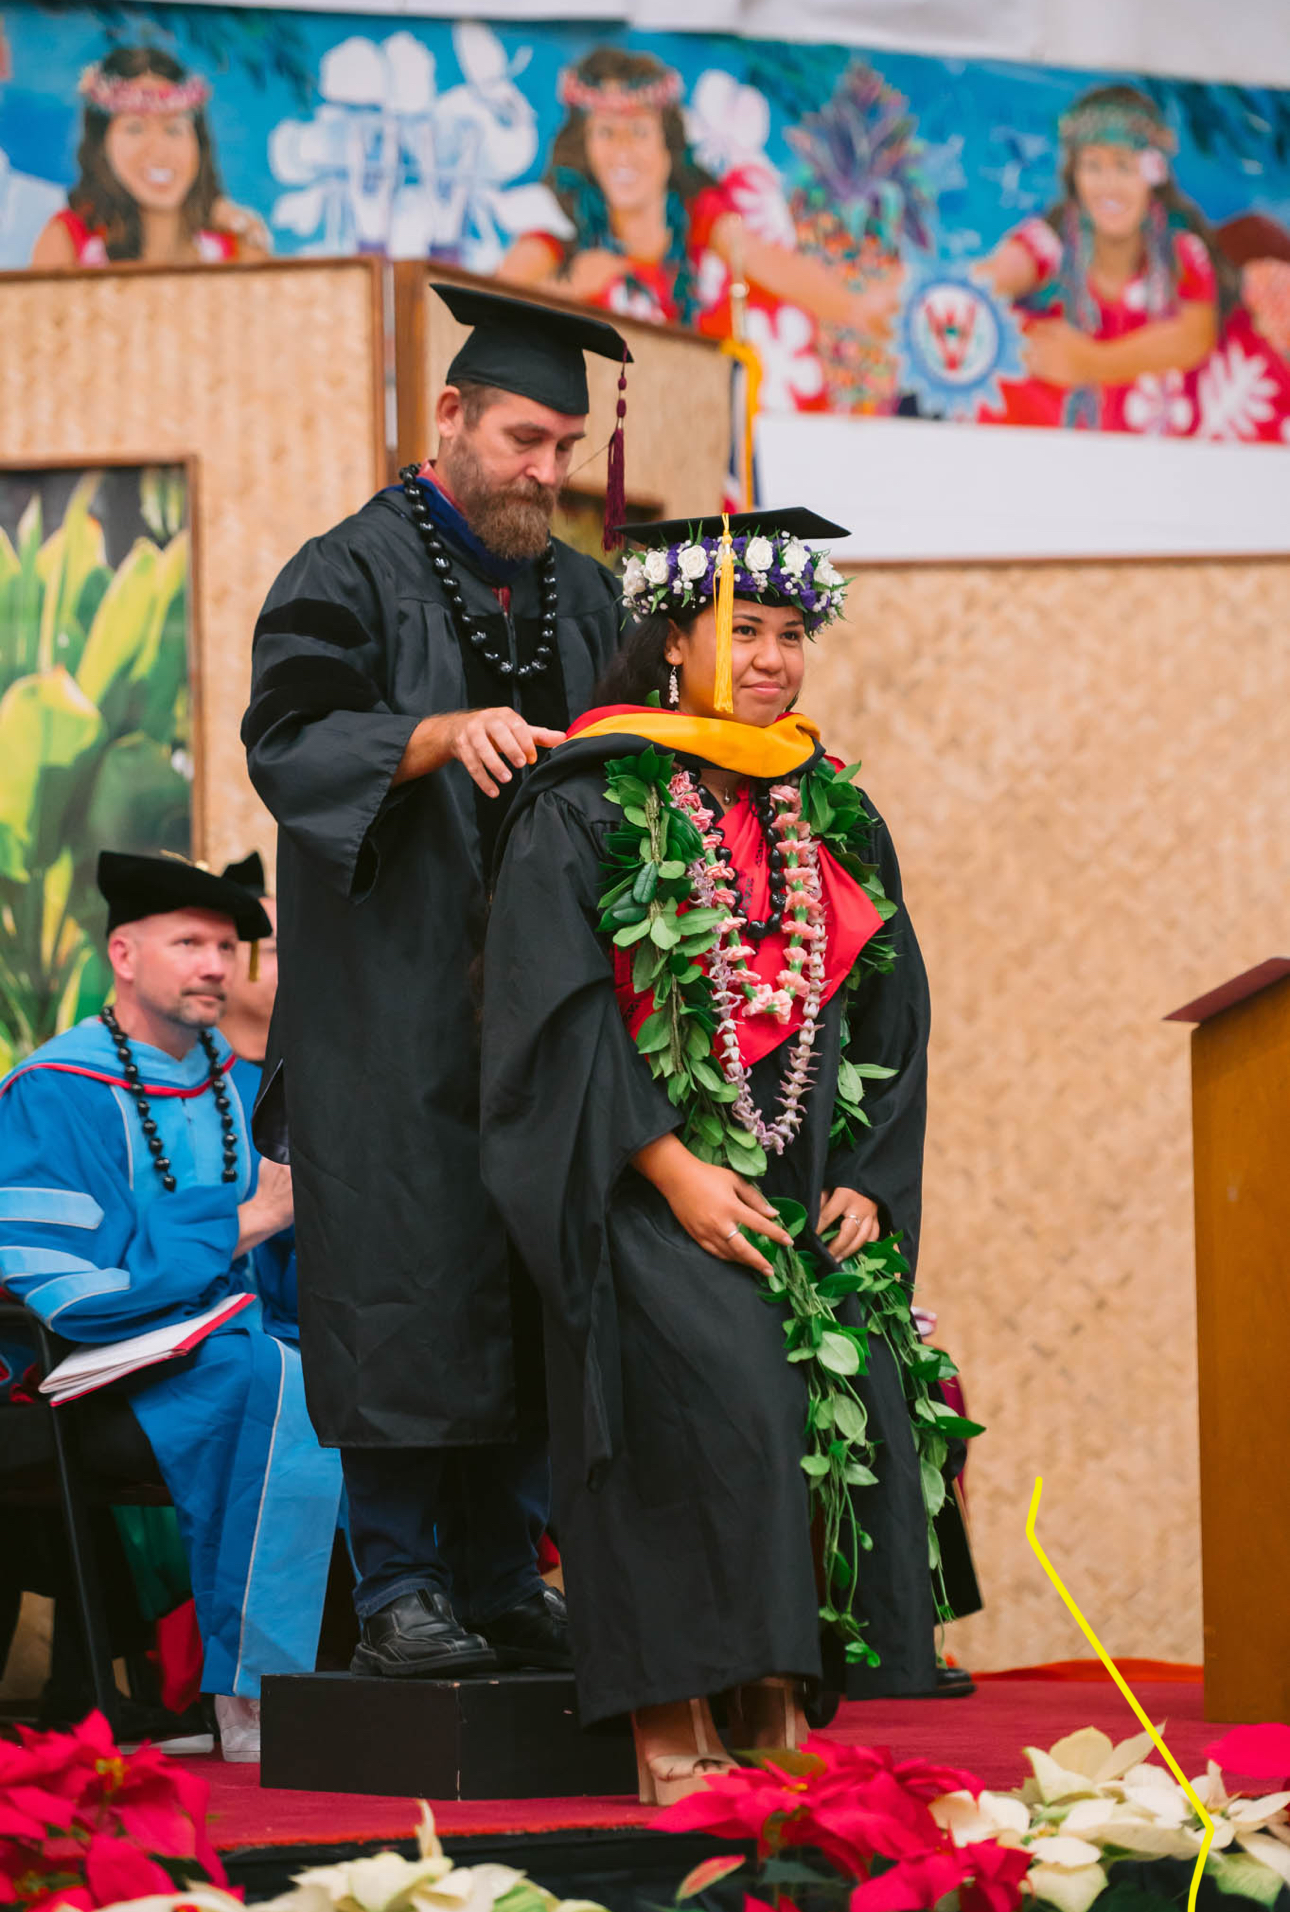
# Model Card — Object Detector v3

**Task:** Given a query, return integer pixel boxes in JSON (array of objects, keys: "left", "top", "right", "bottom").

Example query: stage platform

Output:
[{"left": 196, "top": 1668, "right": 1239, "bottom": 1903}]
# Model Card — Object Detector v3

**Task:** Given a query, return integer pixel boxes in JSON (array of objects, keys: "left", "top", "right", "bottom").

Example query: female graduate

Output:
[{"left": 481, "top": 510, "right": 964, "bottom": 1803}]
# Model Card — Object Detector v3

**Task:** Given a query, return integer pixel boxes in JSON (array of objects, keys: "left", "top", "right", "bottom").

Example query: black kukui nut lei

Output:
[
  {"left": 745, "top": 785, "right": 788, "bottom": 942},
  {"left": 399, "top": 464, "right": 557, "bottom": 682},
  {"left": 100, "top": 1005, "right": 238, "bottom": 1193}
]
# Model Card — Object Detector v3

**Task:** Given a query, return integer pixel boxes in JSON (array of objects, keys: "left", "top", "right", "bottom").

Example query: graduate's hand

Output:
[
  {"left": 395, "top": 709, "right": 565, "bottom": 797},
  {"left": 631, "top": 1135, "right": 792, "bottom": 1276},
  {"left": 236, "top": 1158, "right": 294, "bottom": 1257},
  {"left": 818, "top": 1186, "right": 881, "bottom": 1261}
]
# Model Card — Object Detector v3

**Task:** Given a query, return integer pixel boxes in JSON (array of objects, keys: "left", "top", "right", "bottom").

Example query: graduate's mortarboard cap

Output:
[
  {"left": 620, "top": 506, "right": 849, "bottom": 545},
  {"left": 98, "top": 851, "right": 271, "bottom": 941},
  {"left": 221, "top": 851, "right": 266, "bottom": 896},
  {"left": 434, "top": 281, "right": 631, "bottom": 416},
  {"left": 432, "top": 281, "right": 634, "bottom": 549}
]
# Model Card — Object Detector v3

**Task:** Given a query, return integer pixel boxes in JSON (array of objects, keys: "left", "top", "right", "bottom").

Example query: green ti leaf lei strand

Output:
[{"left": 598, "top": 747, "right": 983, "bottom": 1661}]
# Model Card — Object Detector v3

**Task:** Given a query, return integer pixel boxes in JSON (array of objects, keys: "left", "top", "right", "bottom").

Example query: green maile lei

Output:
[{"left": 597, "top": 746, "right": 981, "bottom": 1661}]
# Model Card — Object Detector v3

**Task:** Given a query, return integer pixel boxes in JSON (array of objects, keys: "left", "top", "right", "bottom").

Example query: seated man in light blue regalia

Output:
[{"left": 0, "top": 851, "right": 342, "bottom": 1758}]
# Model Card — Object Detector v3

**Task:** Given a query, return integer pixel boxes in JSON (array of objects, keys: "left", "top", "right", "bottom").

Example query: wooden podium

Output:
[{"left": 1167, "top": 958, "right": 1290, "bottom": 1721}]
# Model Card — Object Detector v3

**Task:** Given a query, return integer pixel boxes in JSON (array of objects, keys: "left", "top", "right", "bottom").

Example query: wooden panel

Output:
[
  {"left": 1192, "top": 979, "right": 1290, "bottom": 1718},
  {"left": 395, "top": 264, "right": 729, "bottom": 521},
  {"left": 0, "top": 258, "right": 386, "bottom": 869}
]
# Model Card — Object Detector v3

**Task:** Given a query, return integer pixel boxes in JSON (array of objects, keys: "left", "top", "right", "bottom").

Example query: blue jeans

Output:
[{"left": 342, "top": 1439, "right": 550, "bottom": 1624}]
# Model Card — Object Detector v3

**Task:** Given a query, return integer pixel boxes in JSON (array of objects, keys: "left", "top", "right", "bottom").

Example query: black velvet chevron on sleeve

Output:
[
  {"left": 253, "top": 598, "right": 373, "bottom": 651},
  {"left": 241, "top": 651, "right": 382, "bottom": 750}
]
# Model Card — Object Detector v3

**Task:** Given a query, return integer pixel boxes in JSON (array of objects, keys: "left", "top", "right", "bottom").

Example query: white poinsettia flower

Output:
[
  {"left": 1027, "top": 1855, "right": 1108, "bottom": 1912},
  {"left": 1233, "top": 1830, "right": 1290, "bottom": 1887},
  {"left": 1050, "top": 1726, "right": 1161, "bottom": 1783},
  {"left": 622, "top": 555, "right": 647, "bottom": 595},
  {"left": 1026, "top": 1747, "right": 1105, "bottom": 1805},
  {"left": 744, "top": 534, "right": 774, "bottom": 573},
  {"left": 643, "top": 549, "right": 671, "bottom": 584},
  {"left": 779, "top": 538, "right": 809, "bottom": 577},
  {"left": 931, "top": 1788, "right": 1030, "bottom": 1846},
  {"left": 677, "top": 542, "right": 709, "bottom": 580},
  {"left": 1226, "top": 1793, "right": 1290, "bottom": 1830},
  {"left": 417, "top": 1804, "right": 444, "bottom": 1862}
]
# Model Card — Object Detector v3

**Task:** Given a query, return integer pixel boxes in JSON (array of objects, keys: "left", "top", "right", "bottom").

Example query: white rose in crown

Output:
[
  {"left": 814, "top": 556, "right": 842, "bottom": 587},
  {"left": 780, "top": 540, "right": 809, "bottom": 577},
  {"left": 744, "top": 535, "right": 774, "bottom": 574},
  {"left": 677, "top": 543, "right": 709, "bottom": 581},
  {"left": 622, "top": 556, "right": 647, "bottom": 595},
  {"left": 643, "top": 549, "right": 670, "bottom": 584}
]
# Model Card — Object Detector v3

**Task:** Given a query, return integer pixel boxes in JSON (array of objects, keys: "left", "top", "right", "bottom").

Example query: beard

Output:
[
  {"left": 441, "top": 439, "right": 557, "bottom": 561},
  {"left": 172, "top": 987, "right": 225, "bottom": 1029}
]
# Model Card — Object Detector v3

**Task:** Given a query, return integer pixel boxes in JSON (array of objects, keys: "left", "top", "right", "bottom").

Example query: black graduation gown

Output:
[
  {"left": 242, "top": 493, "right": 620, "bottom": 1448},
  {"left": 480, "top": 735, "right": 937, "bottom": 1725}
]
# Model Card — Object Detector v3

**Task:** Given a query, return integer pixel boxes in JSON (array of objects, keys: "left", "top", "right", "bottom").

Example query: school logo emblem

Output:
[{"left": 896, "top": 262, "right": 1023, "bottom": 419}]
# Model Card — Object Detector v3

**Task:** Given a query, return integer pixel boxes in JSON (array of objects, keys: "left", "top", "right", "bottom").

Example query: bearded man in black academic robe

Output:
[{"left": 242, "top": 283, "right": 632, "bottom": 1677}]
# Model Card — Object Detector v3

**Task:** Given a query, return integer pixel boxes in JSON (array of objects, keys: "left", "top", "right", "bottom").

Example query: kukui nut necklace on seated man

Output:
[
  {"left": 398, "top": 464, "right": 559, "bottom": 684},
  {"left": 99, "top": 1002, "right": 238, "bottom": 1192}
]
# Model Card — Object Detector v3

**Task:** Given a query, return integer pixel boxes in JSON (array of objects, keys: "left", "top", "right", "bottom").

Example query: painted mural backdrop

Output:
[{"left": 4, "top": 5, "right": 1290, "bottom": 440}]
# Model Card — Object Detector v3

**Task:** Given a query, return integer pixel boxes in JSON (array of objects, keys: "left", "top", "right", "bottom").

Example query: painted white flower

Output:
[
  {"left": 1139, "top": 148, "right": 1169, "bottom": 186},
  {"left": 780, "top": 539, "right": 809, "bottom": 577},
  {"left": 1123, "top": 369, "right": 1194, "bottom": 436},
  {"left": 744, "top": 535, "right": 774, "bottom": 574},
  {"left": 643, "top": 549, "right": 670, "bottom": 584},
  {"left": 677, "top": 543, "right": 709, "bottom": 581}
]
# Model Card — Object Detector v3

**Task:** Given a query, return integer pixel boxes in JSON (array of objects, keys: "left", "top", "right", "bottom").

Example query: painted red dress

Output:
[
  {"left": 983, "top": 215, "right": 1290, "bottom": 443},
  {"left": 52, "top": 207, "right": 238, "bottom": 265},
  {"left": 527, "top": 166, "right": 829, "bottom": 412}
]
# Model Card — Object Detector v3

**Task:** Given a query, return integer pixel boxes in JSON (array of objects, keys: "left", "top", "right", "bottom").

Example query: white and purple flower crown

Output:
[{"left": 621, "top": 530, "right": 848, "bottom": 632}]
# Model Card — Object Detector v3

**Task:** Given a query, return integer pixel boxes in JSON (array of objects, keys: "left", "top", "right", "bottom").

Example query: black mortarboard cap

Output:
[
  {"left": 98, "top": 852, "right": 271, "bottom": 941},
  {"left": 433, "top": 281, "right": 632, "bottom": 417},
  {"left": 620, "top": 507, "right": 850, "bottom": 545},
  {"left": 221, "top": 851, "right": 266, "bottom": 896}
]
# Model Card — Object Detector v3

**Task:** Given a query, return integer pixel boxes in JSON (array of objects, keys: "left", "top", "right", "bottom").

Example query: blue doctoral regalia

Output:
[{"left": 0, "top": 1017, "right": 341, "bottom": 1697}]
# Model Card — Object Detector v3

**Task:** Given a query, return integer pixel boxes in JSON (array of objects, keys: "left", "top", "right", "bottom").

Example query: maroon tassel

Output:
[{"left": 602, "top": 350, "right": 628, "bottom": 552}]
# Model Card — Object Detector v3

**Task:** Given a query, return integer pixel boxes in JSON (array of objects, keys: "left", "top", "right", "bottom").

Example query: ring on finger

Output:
[{"left": 725, "top": 1225, "right": 740, "bottom": 1240}]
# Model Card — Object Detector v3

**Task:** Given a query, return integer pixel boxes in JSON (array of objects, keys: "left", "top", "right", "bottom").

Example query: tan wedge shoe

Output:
[
  {"left": 633, "top": 1697, "right": 735, "bottom": 1805},
  {"left": 726, "top": 1676, "right": 809, "bottom": 1752}
]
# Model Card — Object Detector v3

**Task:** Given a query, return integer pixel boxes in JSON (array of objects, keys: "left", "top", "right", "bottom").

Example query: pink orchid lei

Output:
[{"left": 669, "top": 769, "right": 826, "bottom": 1156}]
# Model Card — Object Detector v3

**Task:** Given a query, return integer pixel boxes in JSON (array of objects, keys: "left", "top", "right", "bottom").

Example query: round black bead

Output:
[
  {"left": 141, "top": 1116, "right": 157, "bottom": 1136},
  {"left": 535, "top": 645, "right": 551, "bottom": 662},
  {"left": 162, "top": 1174, "right": 177, "bottom": 1193},
  {"left": 147, "top": 1134, "right": 164, "bottom": 1155},
  {"left": 123, "top": 1063, "right": 139, "bottom": 1083},
  {"left": 155, "top": 1156, "right": 170, "bottom": 1175},
  {"left": 432, "top": 554, "right": 450, "bottom": 573},
  {"left": 222, "top": 1169, "right": 238, "bottom": 1184},
  {"left": 496, "top": 660, "right": 514, "bottom": 676}
]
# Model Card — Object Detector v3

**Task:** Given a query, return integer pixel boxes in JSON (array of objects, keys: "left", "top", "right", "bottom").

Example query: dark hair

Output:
[
  {"left": 548, "top": 48, "right": 716, "bottom": 322},
  {"left": 69, "top": 46, "right": 223, "bottom": 261},
  {"left": 1045, "top": 83, "right": 1238, "bottom": 321},
  {"left": 594, "top": 606, "right": 695, "bottom": 706}
]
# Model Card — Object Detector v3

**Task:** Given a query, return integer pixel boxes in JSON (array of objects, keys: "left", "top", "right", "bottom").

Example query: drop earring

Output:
[{"left": 668, "top": 665, "right": 680, "bottom": 709}]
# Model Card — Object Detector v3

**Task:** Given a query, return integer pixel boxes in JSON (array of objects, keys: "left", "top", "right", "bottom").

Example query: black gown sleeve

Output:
[
  {"left": 242, "top": 532, "right": 421, "bottom": 900},
  {"left": 480, "top": 784, "right": 680, "bottom": 1346},
  {"left": 826, "top": 806, "right": 931, "bottom": 1277}
]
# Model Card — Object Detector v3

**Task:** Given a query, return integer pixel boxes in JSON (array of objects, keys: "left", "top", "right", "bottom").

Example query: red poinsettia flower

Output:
[
  {"left": 804, "top": 1770, "right": 951, "bottom": 1876},
  {"left": 849, "top": 1848, "right": 967, "bottom": 1912},
  {"left": 656, "top": 1762, "right": 821, "bottom": 1852},
  {"left": 1206, "top": 1725, "right": 1290, "bottom": 1791},
  {"left": 84, "top": 1832, "right": 177, "bottom": 1903},
  {"left": 958, "top": 1838, "right": 1033, "bottom": 1912}
]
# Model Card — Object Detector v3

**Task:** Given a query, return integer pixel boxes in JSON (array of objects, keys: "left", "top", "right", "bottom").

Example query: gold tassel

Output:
[
  {"left": 248, "top": 940, "right": 260, "bottom": 983},
  {"left": 713, "top": 513, "right": 735, "bottom": 714}
]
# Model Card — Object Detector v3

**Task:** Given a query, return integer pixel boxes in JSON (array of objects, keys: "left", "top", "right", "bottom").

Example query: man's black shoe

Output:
[
  {"left": 350, "top": 1589, "right": 499, "bottom": 1678},
  {"left": 469, "top": 1584, "right": 573, "bottom": 1671}
]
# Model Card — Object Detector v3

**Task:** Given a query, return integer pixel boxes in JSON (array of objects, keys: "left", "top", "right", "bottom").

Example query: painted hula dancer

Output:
[{"left": 243, "top": 283, "right": 633, "bottom": 1678}]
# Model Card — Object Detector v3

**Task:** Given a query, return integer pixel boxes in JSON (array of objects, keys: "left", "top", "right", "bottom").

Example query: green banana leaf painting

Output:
[{"left": 0, "top": 466, "right": 193, "bottom": 1074}]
